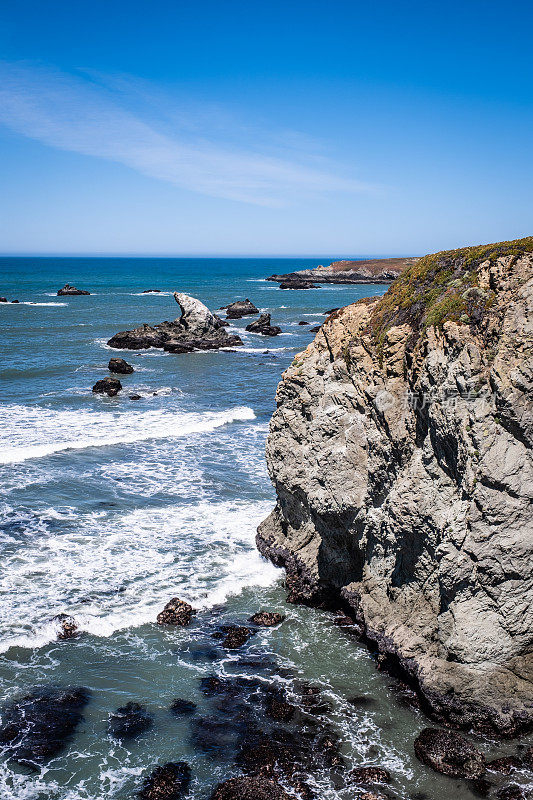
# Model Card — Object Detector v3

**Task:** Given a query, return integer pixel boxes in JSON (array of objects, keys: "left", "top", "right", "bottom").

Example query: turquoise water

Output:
[{"left": 0, "top": 258, "right": 525, "bottom": 799}]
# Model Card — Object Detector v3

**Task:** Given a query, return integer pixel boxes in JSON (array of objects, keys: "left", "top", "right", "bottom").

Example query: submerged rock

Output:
[
  {"left": 129, "top": 394, "right": 142, "bottom": 400},
  {"left": 210, "top": 776, "right": 292, "bottom": 800},
  {"left": 248, "top": 611, "right": 285, "bottom": 627},
  {"left": 414, "top": 728, "right": 485, "bottom": 779},
  {"left": 57, "top": 284, "right": 90, "bottom": 296},
  {"left": 486, "top": 756, "right": 522, "bottom": 774},
  {"left": 256, "top": 237, "right": 533, "bottom": 736},
  {"left": 496, "top": 786, "right": 527, "bottom": 800},
  {"left": 92, "top": 377, "right": 122, "bottom": 396},
  {"left": 157, "top": 598, "right": 194, "bottom": 626},
  {"left": 213, "top": 625, "right": 254, "bottom": 649},
  {"left": 108, "top": 293, "right": 243, "bottom": 351},
  {"left": 245, "top": 314, "right": 281, "bottom": 336},
  {"left": 0, "top": 685, "right": 91, "bottom": 767},
  {"left": 108, "top": 701, "right": 153, "bottom": 740},
  {"left": 108, "top": 357, "right": 134, "bottom": 374},
  {"left": 139, "top": 761, "right": 191, "bottom": 799},
  {"left": 170, "top": 698, "right": 197, "bottom": 716},
  {"left": 142, "top": 289, "right": 162, "bottom": 293},
  {"left": 223, "top": 299, "right": 259, "bottom": 319}
]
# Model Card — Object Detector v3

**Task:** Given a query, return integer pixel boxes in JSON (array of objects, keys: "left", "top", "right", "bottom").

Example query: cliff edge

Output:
[{"left": 258, "top": 237, "right": 533, "bottom": 736}]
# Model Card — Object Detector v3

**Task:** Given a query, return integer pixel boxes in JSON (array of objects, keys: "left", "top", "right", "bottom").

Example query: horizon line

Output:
[{"left": 0, "top": 252, "right": 420, "bottom": 259}]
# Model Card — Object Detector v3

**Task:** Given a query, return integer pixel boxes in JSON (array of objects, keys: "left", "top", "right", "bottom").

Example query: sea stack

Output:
[{"left": 257, "top": 236, "right": 533, "bottom": 737}]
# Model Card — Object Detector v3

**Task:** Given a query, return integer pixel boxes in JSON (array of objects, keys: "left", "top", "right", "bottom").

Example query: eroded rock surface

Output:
[
  {"left": 257, "top": 238, "right": 533, "bottom": 736},
  {"left": 108, "top": 293, "right": 243, "bottom": 351},
  {"left": 223, "top": 299, "right": 259, "bottom": 319},
  {"left": 245, "top": 313, "right": 281, "bottom": 336}
]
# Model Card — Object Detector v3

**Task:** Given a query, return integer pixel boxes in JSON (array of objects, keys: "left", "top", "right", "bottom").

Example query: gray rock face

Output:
[
  {"left": 57, "top": 284, "right": 90, "bottom": 295},
  {"left": 223, "top": 299, "right": 259, "bottom": 319},
  {"left": 257, "top": 241, "right": 533, "bottom": 736},
  {"left": 107, "top": 293, "right": 243, "bottom": 351},
  {"left": 245, "top": 313, "right": 282, "bottom": 336}
]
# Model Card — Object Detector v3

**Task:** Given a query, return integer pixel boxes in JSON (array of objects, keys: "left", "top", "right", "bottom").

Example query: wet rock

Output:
[
  {"left": 130, "top": 394, "right": 142, "bottom": 400},
  {"left": 108, "top": 701, "right": 153, "bottom": 740},
  {"left": 298, "top": 320, "right": 310, "bottom": 325},
  {"left": 92, "top": 377, "right": 122, "bottom": 397},
  {"left": 496, "top": 786, "right": 527, "bottom": 800},
  {"left": 349, "top": 766, "right": 391, "bottom": 784},
  {"left": 109, "top": 293, "right": 243, "bottom": 351},
  {"left": 142, "top": 289, "right": 162, "bottom": 293},
  {"left": 297, "top": 684, "right": 330, "bottom": 714},
  {"left": 223, "top": 299, "right": 259, "bottom": 319},
  {"left": 266, "top": 697, "right": 295, "bottom": 722},
  {"left": 0, "top": 685, "right": 91, "bottom": 767},
  {"left": 157, "top": 598, "right": 194, "bottom": 626},
  {"left": 54, "top": 613, "right": 79, "bottom": 640},
  {"left": 324, "top": 307, "right": 340, "bottom": 315},
  {"left": 487, "top": 756, "right": 522, "bottom": 774},
  {"left": 190, "top": 714, "right": 241, "bottom": 757},
  {"left": 0, "top": 296, "right": 7, "bottom": 302},
  {"left": 11, "top": 299, "right": 19, "bottom": 303},
  {"left": 213, "top": 625, "right": 254, "bottom": 649},
  {"left": 170, "top": 698, "right": 197, "bottom": 716},
  {"left": 310, "top": 325, "right": 321, "bottom": 332},
  {"left": 108, "top": 357, "right": 134, "bottom": 374},
  {"left": 57, "top": 284, "right": 90, "bottom": 296},
  {"left": 139, "top": 761, "right": 191, "bottom": 799},
  {"left": 249, "top": 611, "right": 285, "bottom": 627},
  {"left": 414, "top": 728, "right": 485, "bottom": 779},
  {"left": 469, "top": 777, "right": 494, "bottom": 797},
  {"left": 523, "top": 745, "right": 533, "bottom": 768},
  {"left": 279, "top": 279, "right": 316, "bottom": 290},
  {"left": 210, "top": 776, "right": 292, "bottom": 800},
  {"left": 245, "top": 314, "right": 282, "bottom": 336}
]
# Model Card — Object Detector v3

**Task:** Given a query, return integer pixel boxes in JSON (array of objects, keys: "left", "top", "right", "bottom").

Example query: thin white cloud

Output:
[{"left": 0, "top": 62, "right": 375, "bottom": 206}]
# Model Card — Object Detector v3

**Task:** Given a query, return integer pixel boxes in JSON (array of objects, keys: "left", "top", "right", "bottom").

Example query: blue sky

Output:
[{"left": 0, "top": 0, "right": 532, "bottom": 256}]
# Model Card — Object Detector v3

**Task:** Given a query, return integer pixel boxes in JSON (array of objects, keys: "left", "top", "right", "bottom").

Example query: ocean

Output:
[{"left": 0, "top": 258, "right": 510, "bottom": 799}]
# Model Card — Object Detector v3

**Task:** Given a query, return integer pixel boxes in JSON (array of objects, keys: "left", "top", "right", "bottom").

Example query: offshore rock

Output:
[
  {"left": 245, "top": 313, "right": 282, "bottom": 336},
  {"left": 54, "top": 613, "right": 79, "bottom": 640},
  {"left": 223, "top": 299, "right": 259, "bottom": 319},
  {"left": 157, "top": 598, "right": 194, "bottom": 626},
  {"left": 108, "top": 357, "right": 134, "bottom": 374},
  {"left": 0, "top": 686, "right": 90, "bottom": 767},
  {"left": 108, "top": 701, "right": 154, "bottom": 740},
  {"left": 257, "top": 237, "right": 533, "bottom": 736},
  {"left": 57, "top": 284, "right": 90, "bottom": 295},
  {"left": 92, "top": 377, "right": 122, "bottom": 396},
  {"left": 279, "top": 278, "right": 317, "bottom": 290},
  {"left": 249, "top": 611, "right": 285, "bottom": 627},
  {"left": 108, "top": 293, "right": 243, "bottom": 351}
]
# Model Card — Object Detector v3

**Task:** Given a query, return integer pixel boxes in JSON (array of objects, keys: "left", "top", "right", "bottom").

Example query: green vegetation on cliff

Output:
[{"left": 369, "top": 235, "right": 533, "bottom": 357}]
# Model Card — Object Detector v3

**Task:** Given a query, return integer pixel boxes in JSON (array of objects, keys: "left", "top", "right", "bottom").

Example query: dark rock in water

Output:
[
  {"left": 214, "top": 314, "right": 229, "bottom": 326},
  {"left": 109, "top": 293, "right": 243, "bottom": 351},
  {"left": 210, "top": 776, "right": 292, "bottom": 800},
  {"left": 249, "top": 611, "right": 285, "bottom": 627},
  {"left": 333, "top": 614, "right": 358, "bottom": 627},
  {"left": 213, "top": 625, "right": 254, "bottom": 649},
  {"left": 139, "top": 761, "right": 191, "bottom": 799},
  {"left": 129, "top": 394, "right": 142, "bottom": 400},
  {"left": 486, "top": 756, "right": 522, "bottom": 774},
  {"left": 142, "top": 289, "right": 162, "bottom": 293},
  {"left": 0, "top": 685, "right": 91, "bottom": 767},
  {"left": 279, "top": 279, "right": 317, "bottom": 290},
  {"left": 298, "top": 320, "right": 310, "bottom": 325},
  {"left": 92, "top": 377, "right": 122, "bottom": 397},
  {"left": 54, "top": 613, "right": 79, "bottom": 640},
  {"left": 324, "top": 307, "right": 340, "bottom": 315},
  {"left": 297, "top": 684, "right": 330, "bottom": 714},
  {"left": 245, "top": 314, "right": 281, "bottom": 336},
  {"left": 266, "top": 697, "right": 295, "bottom": 722},
  {"left": 0, "top": 296, "right": 7, "bottom": 302},
  {"left": 200, "top": 676, "right": 233, "bottom": 696},
  {"left": 11, "top": 299, "right": 19, "bottom": 303},
  {"left": 349, "top": 766, "right": 391, "bottom": 784},
  {"left": 190, "top": 714, "right": 240, "bottom": 757},
  {"left": 108, "top": 357, "right": 134, "bottom": 374},
  {"left": 496, "top": 786, "right": 527, "bottom": 800},
  {"left": 108, "top": 701, "right": 153, "bottom": 740},
  {"left": 223, "top": 299, "right": 259, "bottom": 319},
  {"left": 310, "top": 325, "right": 321, "bottom": 333},
  {"left": 523, "top": 745, "right": 533, "bottom": 767},
  {"left": 157, "top": 598, "right": 194, "bottom": 626},
  {"left": 57, "top": 284, "right": 90, "bottom": 296},
  {"left": 347, "top": 695, "right": 376, "bottom": 708},
  {"left": 170, "top": 698, "right": 197, "bottom": 716},
  {"left": 469, "top": 777, "right": 494, "bottom": 797},
  {"left": 414, "top": 728, "right": 485, "bottom": 779}
]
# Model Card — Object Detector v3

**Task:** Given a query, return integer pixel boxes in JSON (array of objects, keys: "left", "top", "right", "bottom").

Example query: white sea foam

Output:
[
  {"left": 0, "top": 497, "right": 277, "bottom": 653},
  {"left": 0, "top": 404, "right": 255, "bottom": 464},
  {"left": 13, "top": 301, "right": 69, "bottom": 306}
]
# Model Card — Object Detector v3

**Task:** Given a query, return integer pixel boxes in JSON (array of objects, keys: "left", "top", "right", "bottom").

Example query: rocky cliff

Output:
[
  {"left": 258, "top": 237, "right": 533, "bottom": 737},
  {"left": 267, "top": 256, "right": 418, "bottom": 285}
]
